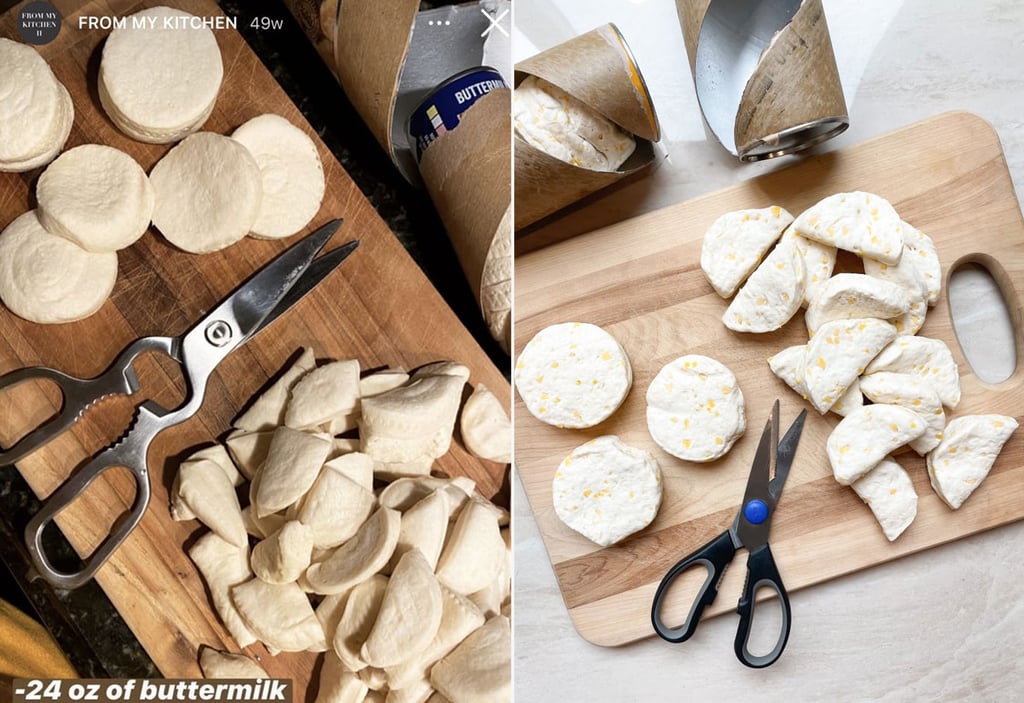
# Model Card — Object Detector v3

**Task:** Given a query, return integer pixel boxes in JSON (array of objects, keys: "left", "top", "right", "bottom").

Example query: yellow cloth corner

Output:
[{"left": 0, "top": 598, "right": 77, "bottom": 681}]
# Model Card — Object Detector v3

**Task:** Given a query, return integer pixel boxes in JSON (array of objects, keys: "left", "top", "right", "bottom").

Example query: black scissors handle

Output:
[
  {"left": 651, "top": 529, "right": 736, "bottom": 643},
  {"left": 735, "top": 543, "right": 791, "bottom": 668}
]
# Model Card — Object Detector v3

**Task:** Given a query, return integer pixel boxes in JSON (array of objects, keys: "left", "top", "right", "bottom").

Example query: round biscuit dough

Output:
[
  {"left": 100, "top": 7, "right": 223, "bottom": 142},
  {"left": 149, "top": 133, "right": 263, "bottom": 253},
  {"left": 646, "top": 355, "right": 746, "bottom": 462},
  {"left": 231, "top": 114, "right": 325, "bottom": 239},
  {"left": 0, "top": 38, "right": 62, "bottom": 164},
  {"left": 514, "top": 322, "right": 632, "bottom": 429},
  {"left": 0, "top": 211, "right": 118, "bottom": 324},
  {"left": 552, "top": 435, "right": 662, "bottom": 546},
  {"left": 0, "top": 81, "right": 74, "bottom": 173},
  {"left": 37, "top": 144, "right": 155, "bottom": 252}
]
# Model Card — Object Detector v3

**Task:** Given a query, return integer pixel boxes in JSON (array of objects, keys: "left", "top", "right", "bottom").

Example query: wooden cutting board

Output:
[
  {"left": 515, "top": 111, "right": 1024, "bottom": 647},
  {"left": 0, "top": 0, "right": 509, "bottom": 698}
]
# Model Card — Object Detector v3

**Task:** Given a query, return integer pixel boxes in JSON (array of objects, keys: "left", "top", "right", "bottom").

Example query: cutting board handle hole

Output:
[{"left": 947, "top": 257, "right": 1018, "bottom": 384}]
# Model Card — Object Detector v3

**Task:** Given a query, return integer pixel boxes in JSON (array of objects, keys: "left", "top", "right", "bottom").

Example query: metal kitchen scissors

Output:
[
  {"left": 0, "top": 219, "right": 358, "bottom": 589},
  {"left": 651, "top": 400, "right": 806, "bottom": 668}
]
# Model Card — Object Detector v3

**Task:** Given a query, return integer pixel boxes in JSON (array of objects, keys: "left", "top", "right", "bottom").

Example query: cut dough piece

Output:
[
  {"left": 385, "top": 679, "right": 433, "bottom": 703},
  {"left": 378, "top": 476, "right": 475, "bottom": 513},
  {"left": 188, "top": 533, "right": 256, "bottom": 648},
  {"left": 803, "top": 318, "right": 896, "bottom": 414},
  {"left": 199, "top": 647, "right": 268, "bottom": 679},
  {"left": 241, "top": 505, "right": 288, "bottom": 540},
  {"left": 851, "top": 457, "right": 917, "bottom": 541},
  {"left": 699, "top": 206, "right": 793, "bottom": 298},
  {"left": 768, "top": 345, "right": 807, "bottom": 400},
  {"left": 99, "top": 7, "right": 222, "bottom": 143},
  {"left": 645, "top": 355, "right": 746, "bottom": 462},
  {"left": 230, "top": 114, "right": 325, "bottom": 239},
  {"left": 791, "top": 191, "right": 904, "bottom": 264},
  {"left": 254, "top": 426, "right": 332, "bottom": 517},
  {"left": 225, "top": 429, "right": 274, "bottom": 480},
  {"left": 361, "top": 368, "right": 410, "bottom": 397},
  {"left": 459, "top": 384, "right": 511, "bottom": 463},
  {"left": 723, "top": 234, "right": 805, "bottom": 333},
  {"left": 514, "top": 322, "right": 632, "bottom": 429},
  {"left": 231, "top": 579, "right": 325, "bottom": 652},
  {"left": 333, "top": 574, "right": 389, "bottom": 672},
  {"left": 362, "top": 550, "right": 443, "bottom": 668},
  {"left": 552, "top": 436, "right": 661, "bottom": 546},
  {"left": 234, "top": 347, "right": 316, "bottom": 431},
  {"left": 863, "top": 249, "right": 929, "bottom": 336},
  {"left": 827, "top": 404, "right": 927, "bottom": 485},
  {"left": 173, "top": 456, "right": 248, "bottom": 547},
  {"left": 926, "top": 414, "right": 1018, "bottom": 509},
  {"left": 901, "top": 222, "right": 942, "bottom": 305},
  {"left": 251, "top": 520, "right": 314, "bottom": 584},
  {"left": 286, "top": 359, "right": 360, "bottom": 431},
  {"left": 317, "top": 653, "right": 370, "bottom": 703},
  {"left": 514, "top": 75, "right": 636, "bottom": 172},
  {"left": 830, "top": 378, "right": 864, "bottom": 418},
  {"left": 170, "top": 443, "right": 242, "bottom": 521},
  {"left": 360, "top": 375, "right": 465, "bottom": 462},
  {"left": 389, "top": 490, "right": 448, "bottom": 571},
  {"left": 37, "top": 144, "right": 154, "bottom": 253},
  {"left": 298, "top": 463, "right": 376, "bottom": 549},
  {"left": 430, "top": 615, "right": 510, "bottom": 703},
  {"left": 316, "top": 592, "right": 349, "bottom": 648},
  {"left": 780, "top": 226, "right": 836, "bottom": 307},
  {"left": 412, "top": 361, "right": 471, "bottom": 383},
  {"left": 323, "top": 451, "right": 375, "bottom": 492},
  {"left": 0, "top": 38, "right": 63, "bottom": 164},
  {"left": 0, "top": 211, "right": 117, "bottom": 324},
  {"left": 859, "top": 371, "right": 945, "bottom": 455},
  {"left": 435, "top": 499, "right": 505, "bottom": 595},
  {"left": 864, "top": 336, "right": 961, "bottom": 408},
  {"left": 803, "top": 273, "right": 910, "bottom": 335},
  {"left": 306, "top": 507, "right": 401, "bottom": 595},
  {"left": 150, "top": 132, "right": 262, "bottom": 253}
]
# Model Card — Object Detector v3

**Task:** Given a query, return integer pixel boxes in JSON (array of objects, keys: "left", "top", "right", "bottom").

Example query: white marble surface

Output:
[{"left": 512, "top": 1, "right": 1024, "bottom": 700}]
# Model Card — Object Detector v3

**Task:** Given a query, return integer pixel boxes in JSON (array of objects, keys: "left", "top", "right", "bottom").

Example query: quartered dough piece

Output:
[
  {"left": 430, "top": 615, "right": 510, "bottom": 703},
  {"left": 251, "top": 520, "right": 314, "bottom": 584},
  {"left": 306, "top": 507, "right": 401, "bottom": 595},
  {"left": 323, "top": 451, "right": 375, "bottom": 492},
  {"left": 298, "top": 463, "right": 376, "bottom": 549},
  {"left": 234, "top": 347, "right": 316, "bottom": 431},
  {"left": 862, "top": 249, "right": 929, "bottom": 335},
  {"left": 803, "top": 273, "right": 910, "bottom": 335},
  {"left": 362, "top": 550, "right": 443, "bottom": 668},
  {"left": 225, "top": 429, "right": 274, "bottom": 480},
  {"left": 864, "top": 336, "right": 961, "bottom": 408},
  {"left": 723, "top": 235, "right": 805, "bottom": 333},
  {"left": 435, "top": 500, "right": 504, "bottom": 595},
  {"left": 360, "top": 375, "right": 466, "bottom": 462},
  {"left": 0, "top": 211, "right": 118, "bottom": 324},
  {"left": 552, "top": 436, "right": 662, "bottom": 547},
  {"left": 378, "top": 477, "right": 475, "bottom": 513},
  {"left": 459, "top": 384, "right": 511, "bottom": 463},
  {"left": 150, "top": 132, "right": 262, "bottom": 253},
  {"left": 175, "top": 459, "right": 247, "bottom": 548},
  {"left": 188, "top": 533, "right": 256, "bottom": 648},
  {"left": 231, "top": 578, "right": 325, "bottom": 652},
  {"left": 859, "top": 371, "right": 945, "bottom": 455},
  {"left": 901, "top": 222, "right": 942, "bottom": 305},
  {"left": 286, "top": 359, "right": 360, "bottom": 431},
  {"left": 646, "top": 355, "right": 746, "bottom": 462},
  {"left": 791, "top": 191, "right": 904, "bottom": 264},
  {"left": 170, "top": 443, "right": 242, "bottom": 520},
  {"left": 699, "top": 206, "right": 793, "bottom": 298},
  {"left": 254, "top": 426, "right": 332, "bottom": 517},
  {"left": 230, "top": 114, "right": 325, "bottom": 239},
  {"left": 514, "top": 322, "right": 632, "bottom": 429},
  {"left": 851, "top": 456, "right": 917, "bottom": 541},
  {"left": 333, "top": 574, "right": 389, "bottom": 672},
  {"left": 199, "top": 647, "right": 268, "bottom": 679},
  {"left": 927, "top": 414, "right": 1018, "bottom": 509},
  {"left": 780, "top": 226, "right": 836, "bottom": 306},
  {"left": 803, "top": 318, "right": 896, "bottom": 414},
  {"left": 827, "top": 404, "right": 927, "bottom": 485},
  {"left": 317, "top": 653, "right": 370, "bottom": 703},
  {"left": 360, "top": 368, "right": 410, "bottom": 397},
  {"left": 389, "top": 490, "right": 449, "bottom": 571}
]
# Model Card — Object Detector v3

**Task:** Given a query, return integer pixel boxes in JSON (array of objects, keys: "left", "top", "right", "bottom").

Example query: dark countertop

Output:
[{"left": 0, "top": 0, "right": 505, "bottom": 678}]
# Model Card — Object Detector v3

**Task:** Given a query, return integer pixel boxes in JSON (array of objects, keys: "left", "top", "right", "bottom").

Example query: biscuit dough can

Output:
[{"left": 408, "top": 66, "right": 508, "bottom": 161}]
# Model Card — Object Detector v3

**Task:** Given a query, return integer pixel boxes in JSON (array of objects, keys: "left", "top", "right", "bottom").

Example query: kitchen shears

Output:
[
  {"left": 651, "top": 399, "right": 806, "bottom": 668},
  {"left": 0, "top": 220, "right": 358, "bottom": 590}
]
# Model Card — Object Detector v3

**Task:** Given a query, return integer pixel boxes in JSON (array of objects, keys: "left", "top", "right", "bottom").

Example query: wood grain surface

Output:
[
  {"left": 514, "top": 111, "right": 1024, "bottom": 647},
  {"left": 0, "top": 0, "right": 509, "bottom": 698}
]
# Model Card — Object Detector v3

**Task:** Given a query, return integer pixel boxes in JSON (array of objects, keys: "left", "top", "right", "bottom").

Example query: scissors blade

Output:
[
  {"left": 768, "top": 409, "right": 807, "bottom": 502},
  {"left": 732, "top": 401, "right": 777, "bottom": 546}
]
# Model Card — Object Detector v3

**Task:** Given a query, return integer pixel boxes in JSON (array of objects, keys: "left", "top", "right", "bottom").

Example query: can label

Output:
[{"left": 409, "top": 67, "right": 507, "bottom": 160}]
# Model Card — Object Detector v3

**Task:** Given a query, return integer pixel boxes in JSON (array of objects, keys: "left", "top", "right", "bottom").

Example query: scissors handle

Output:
[
  {"left": 0, "top": 337, "right": 176, "bottom": 467},
  {"left": 24, "top": 401, "right": 167, "bottom": 590},
  {"left": 652, "top": 529, "right": 737, "bottom": 643},
  {"left": 735, "top": 543, "right": 791, "bottom": 668}
]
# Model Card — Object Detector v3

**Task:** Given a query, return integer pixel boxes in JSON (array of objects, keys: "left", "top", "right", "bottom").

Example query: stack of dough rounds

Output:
[
  {"left": 99, "top": 7, "right": 223, "bottom": 144},
  {"left": 0, "top": 38, "right": 74, "bottom": 173},
  {"left": 37, "top": 145, "right": 155, "bottom": 252},
  {"left": 0, "top": 211, "right": 117, "bottom": 324},
  {"left": 150, "top": 133, "right": 263, "bottom": 253},
  {"left": 230, "top": 114, "right": 325, "bottom": 239}
]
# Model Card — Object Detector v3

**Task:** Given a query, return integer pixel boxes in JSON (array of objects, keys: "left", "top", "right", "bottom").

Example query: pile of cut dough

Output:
[
  {"left": 0, "top": 38, "right": 73, "bottom": 173},
  {"left": 173, "top": 348, "right": 511, "bottom": 701},
  {"left": 99, "top": 7, "right": 223, "bottom": 144}
]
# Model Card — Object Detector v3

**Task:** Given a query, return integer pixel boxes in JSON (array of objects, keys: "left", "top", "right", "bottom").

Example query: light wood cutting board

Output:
[
  {"left": 515, "top": 111, "right": 1024, "bottom": 647},
  {"left": 0, "top": 1, "right": 509, "bottom": 698}
]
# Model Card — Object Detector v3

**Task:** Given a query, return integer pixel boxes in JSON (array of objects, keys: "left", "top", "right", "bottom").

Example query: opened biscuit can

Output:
[{"left": 408, "top": 66, "right": 508, "bottom": 161}]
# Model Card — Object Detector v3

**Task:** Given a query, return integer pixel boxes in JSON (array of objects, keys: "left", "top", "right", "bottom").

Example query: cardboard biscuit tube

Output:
[{"left": 513, "top": 24, "right": 660, "bottom": 231}]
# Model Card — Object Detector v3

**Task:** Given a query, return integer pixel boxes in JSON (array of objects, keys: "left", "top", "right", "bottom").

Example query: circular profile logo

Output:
[{"left": 17, "top": 1, "right": 61, "bottom": 46}]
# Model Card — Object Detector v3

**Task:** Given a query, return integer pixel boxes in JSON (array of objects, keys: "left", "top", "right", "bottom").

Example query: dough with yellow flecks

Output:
[
  {"left": 863, "top": 247, "right": 929, "bottom": 335},
  {"left": 723, "top": 234, "right": 805, "bottom": 333},
  {"left": 514, "top": 322, "right": 632, "bottom": 428},
  {"left": 927, "top": 414, "right": 1018, "bottom": 509},
  {"left": 803, "top": 318, "right": 896, "bottom": 414},
  {"left": 700, "top": 206, "right": 793, "bottom": 298},
  {"left": 780, "top": 226, "right": 836, "bottom": 306},
  {"left": 792, "top": 191, "right": 904, "bottom": 264},
  {"left": 804, "top": 273, "right": 910, "bottom": 335},
  {"left": 859, "top": 371, "right": 945, "bottom": 455},
  {"left": 827, "top": 404, "right": 927, "bottom": 485},
  {"left": 864, "top": 335, "right": 960, "bottom": 408},
  {"left": 851, "top": 456, "right": 917, "bottom": 541}
]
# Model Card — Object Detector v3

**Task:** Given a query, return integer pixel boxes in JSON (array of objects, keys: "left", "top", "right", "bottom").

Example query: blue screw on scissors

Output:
[{"left": 651, "top": 399, "right": 806, "bottom": 668}]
